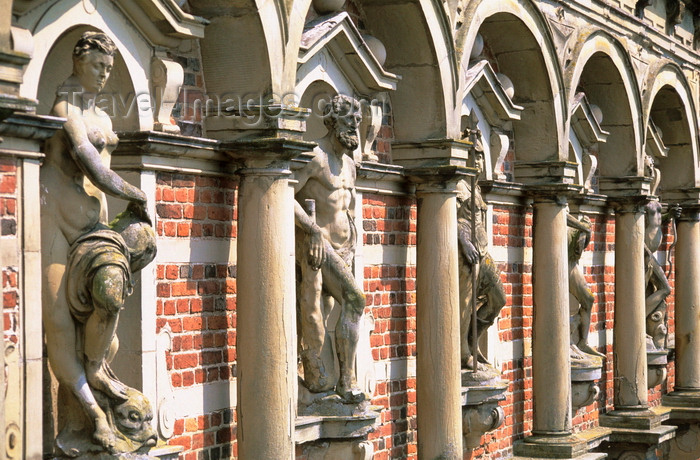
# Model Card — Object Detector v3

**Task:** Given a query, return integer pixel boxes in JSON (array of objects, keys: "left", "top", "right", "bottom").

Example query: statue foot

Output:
[
  {"left": 93, "top": 415, "right": 116, "bottom": 452},
  {"left": 336, "top": 378, "right": 365, "bottom": 404},
  {"left": 86, "top": 361, "right": 128, "bottom": 401},
  {"left": 577, "top": 343, "right": 605, "bottom": 359}
]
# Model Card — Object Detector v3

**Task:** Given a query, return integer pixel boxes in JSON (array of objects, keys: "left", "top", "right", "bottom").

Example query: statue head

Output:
[
  {"left": 111, "top": 206, "right": 157, "bottom": 273},
  {"left": 112, "top": 388, "right": 157, "bottom": 448},
  {"left": 323, "top": 95, "right": 362, "bottom": 151},
  {"left": 72, "top": 32, "right": 117, "bottom": 93}
]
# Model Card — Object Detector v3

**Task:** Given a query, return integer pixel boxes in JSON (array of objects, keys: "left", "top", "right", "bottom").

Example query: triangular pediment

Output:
[
  {"left": 646, "top": 119, "right": 669, "bottom": 159},
  {"left": 464, "top": 60, "right": 522, "bottom": 125},
  {"left": 299, "top": 12, "right": 399, "bottom": 93},
  {"left": 570, "top": 92, "right": 608, "bottom": 147}
]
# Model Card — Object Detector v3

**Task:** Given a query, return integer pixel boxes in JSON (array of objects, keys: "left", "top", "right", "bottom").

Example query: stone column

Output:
[
  {"left": 236, "top": 165, "right": 296, "bottom": 459},
  {"left": 611, "top": 202, "right": 648, "bottom": 410},
  {"left": 673, "top": 207, "right": 700, "bottom": 392},
  {"left": 410, "top": 170, "right": 463, "bottom": 460},
  {"left": 531, "top": 196, "right": 572, "bottom": 435},
  {"left": 222, "top": 134, "right": 313, "bottom": 460}
]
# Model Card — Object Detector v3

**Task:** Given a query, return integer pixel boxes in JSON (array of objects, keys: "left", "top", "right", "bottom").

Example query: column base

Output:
[
  {"left": 513, "top": 427, "right": 611, "bottom": 459},
  {"left": 599, "top": 406, "right": 671, "bottom": 430},
  {"left": 149, "top": 445, "right": 184, "bottom": 460},
  {"left": 597, "top": 406, "right": 676, "bottom": 459},
  {"left": 664, "top": 389, "right": 700, "bottom": 408}
]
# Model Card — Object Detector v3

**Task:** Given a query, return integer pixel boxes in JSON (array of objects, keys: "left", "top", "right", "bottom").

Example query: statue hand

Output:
[
  {"left": 127, "top": 200, "right": 152, "bottom": 226},
  {"left": 670, "top": 205, "right": 682, "bottom": 220},
  {"left": 460, "top": 239, "right": 479, "bottom": 265},
  {"left": 308, "top": 227, "right": 324, "bottom": 270}
]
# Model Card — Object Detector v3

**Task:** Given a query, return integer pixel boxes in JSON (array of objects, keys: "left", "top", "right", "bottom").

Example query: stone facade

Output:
[{"left": 1, "top": 0, "right": 700, "bottom": 459}]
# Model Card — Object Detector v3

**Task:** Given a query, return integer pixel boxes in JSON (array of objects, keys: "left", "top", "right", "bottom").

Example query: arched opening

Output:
[
  {"left": 648, "top": 85, "right": 696, "bottom": 194},
  {"left": 575, "top": 52, "right": 637, "bottom": 178},
  {"left": 299, "top": 80, "right": 336, "bottom": 142},
  {"left": 37, "top": 25, "right": 138, "bottom": 132},
  {"left": 356, "top": 0, "right": 454, "bottom": 141},
  {"left": 475, "top": 12, "right": 560, "bottom": 164}
]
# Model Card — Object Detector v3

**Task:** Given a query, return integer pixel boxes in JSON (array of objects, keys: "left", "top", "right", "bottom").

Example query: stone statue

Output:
[
  {"left": 567, "top": 212, "right": 605, "bottom": 364},
  {"left": 457, "top": 149, "right": 506, "bottom": 372},
  {"left": 41, "top": 32, "right": 156, "bottom": 455},
  {"left": 294, "top": 95, "right": 366, "bottom": 404},
  {"left": 644, "top": 200, "right": 680, "bottom": 351}
]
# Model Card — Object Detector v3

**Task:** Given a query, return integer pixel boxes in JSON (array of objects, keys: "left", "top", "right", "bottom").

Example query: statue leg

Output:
[
  {"left": 299, "top": 256, "right": 333, "bottom": 392},
  {"left": 473, "top": 257, "right": 506, "bottom": 363},
  {"left": 42, "top": 235, "right": 114, "bottom": 450},
  {"left": 459, "top": 261, "right": 474, "bottom": 367},
  {"left": 321, "top": 242, "right": 365, "bottom": 403},
  {"left": 645, "top": 257, "right": 671, "bottom": 316},
  {"left": 569, "top": 266, "right": 603, "bottom": 357},
  {"left": 84, "top": 265, "right": 129, "bottom": 401}
]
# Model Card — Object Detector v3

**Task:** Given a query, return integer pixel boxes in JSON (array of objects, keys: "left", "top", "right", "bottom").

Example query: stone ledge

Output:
[
  {"left": 513, "top": 427, "right": 612, "bottom": 459},
  {"left": 603, "top": 424, "right": 676, "bottom": 445},
  {"left": 599, "top": 406, "right": 671, "bottom": 430},
  {"left": 295, "top": 409, "right": 381, "bottom": 445}
]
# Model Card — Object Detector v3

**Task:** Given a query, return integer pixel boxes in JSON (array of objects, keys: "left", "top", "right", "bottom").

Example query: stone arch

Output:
[
  {"left": 566, "top": 30, "right": 643, "bottom": 178},
  {"left": 18, "top": 0, "right": 151, "bottom": 130},
  {"left": 642, "top": 62, "right": 699, "bottom": 193},
  {"left": 459, "top": 0, "right": 567, "bottom": 164},
  {"left": 290, "top": 0, "right": 457, "bottom": 142},
  {"left": 189, "top": 0, "right": 280, "bottom": 107}
]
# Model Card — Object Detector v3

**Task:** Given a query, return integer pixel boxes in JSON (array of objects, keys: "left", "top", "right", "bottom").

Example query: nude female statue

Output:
[{"left": 41, "top": 32, "right": 150, "bottom": 451}]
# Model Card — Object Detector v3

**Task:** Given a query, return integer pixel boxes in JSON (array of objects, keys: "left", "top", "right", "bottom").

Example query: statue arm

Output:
[
  {"left": 457, "top": 217, "right": 478, "bottom": 265},
  {"left": 662, "top": 205, "right": 682, "bottom": 224},
  {"left": 566, "top": 213, "right": 591, "bottom": 233},
  {"left": 57, "top": 101, "right": 146, "bottom": 204}
]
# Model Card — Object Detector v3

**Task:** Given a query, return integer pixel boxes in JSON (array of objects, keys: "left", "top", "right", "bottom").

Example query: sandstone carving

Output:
[
  {"left": 567, "top": 212, "right": 604, "bottom": 362},
  {"left": 644, "top": 200, "right": 680, "bottom": 353},
  {"left": 457, "top": 149, "right": 506, "bottom": 373},
  {"left": 41, "top": 32, "right": 157, "bottom": 456},
  {"left": 295, "top": 95, "right": 367, "bottom": 405}
]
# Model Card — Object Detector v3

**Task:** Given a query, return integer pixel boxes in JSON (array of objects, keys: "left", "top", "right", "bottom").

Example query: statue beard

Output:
[{"left": 337, "top": 129, "right": 359, "bottom": 151}]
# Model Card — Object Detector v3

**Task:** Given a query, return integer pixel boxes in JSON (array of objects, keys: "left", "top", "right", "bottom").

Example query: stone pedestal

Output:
[
  {"left": 222, "top": 136, "right": 314, "bottom": 459},
  {"left": 461, "top": 372, "right": 507, "bottom": 449},
  {"left": 571, "top": 364, "right": 602, "bottom": 413}
]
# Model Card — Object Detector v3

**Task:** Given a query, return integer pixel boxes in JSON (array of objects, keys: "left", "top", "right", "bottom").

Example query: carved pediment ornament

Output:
[{"left": 544, "top": 12, "right": 578, "bottom": 68}]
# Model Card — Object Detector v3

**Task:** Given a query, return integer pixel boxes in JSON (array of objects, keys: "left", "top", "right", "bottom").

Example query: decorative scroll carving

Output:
[{"left": 151, "top": 54, "right": 184, "bottom": 134}]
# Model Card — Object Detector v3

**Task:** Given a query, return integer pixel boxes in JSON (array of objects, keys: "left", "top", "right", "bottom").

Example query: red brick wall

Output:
[
  {"left": 153, "top": 168, "right": 682, "bottom": 459},
  {"left": 155, "top": 172, "right": 238, "bottom": 457},
  {"left": 1, "top": 157, "right": 18, "bottom": 344}
]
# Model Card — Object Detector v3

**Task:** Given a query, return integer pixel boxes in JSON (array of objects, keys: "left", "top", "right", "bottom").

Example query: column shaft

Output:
[
  {"left": 675, "top": 213, "right": 700, "bottom": 390},
  {"left": 415, "top": 187, "right": 463, "bottom": 459},
  {"left": 237, "top": 169, "right": 296, "bottom": 459},
  {"left": 532, "top": 200, "right": 571, "bottom": 434},
  {"left": 613, "top": 208, "right": 648, "bottom": 409}
]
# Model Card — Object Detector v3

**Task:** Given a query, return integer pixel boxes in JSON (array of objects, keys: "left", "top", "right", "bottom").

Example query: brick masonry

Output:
[{"left": 152, "top": 166, "right": 681, "bottom": 458}]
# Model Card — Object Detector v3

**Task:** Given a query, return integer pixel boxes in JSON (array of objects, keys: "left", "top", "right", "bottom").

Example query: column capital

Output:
[
  {"left": 404, "top": 165, "right": 473, "bottom": 193},
  {"left": 514, "top": 160, "right": 578, "bottom": 187},
  {"left": 205, "top": 103, "right": 311, "bottom": 141},
  {"left": 526, "top": 183, "right": 581, "bottom": 205},
  {"left": 598, "top": 176, "right": 651, "bottom": 200},
  {"left": 677, "top": 205, "right": 700, "bottom": 222},
  {"left": 220, "top": 136, "right": 316, "bottom": 170},
  {"left": 392, "top": 138, "right": 474, "bottom": 170},
  {"left": 659, "top": 186, "right": 700, "bottom": 207}
]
